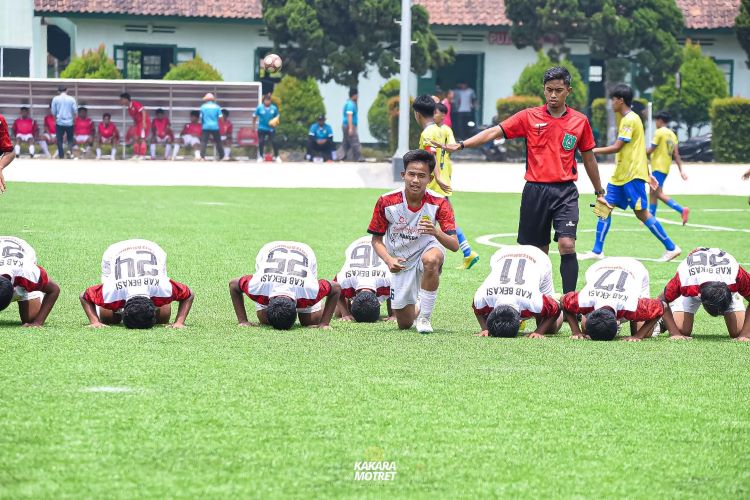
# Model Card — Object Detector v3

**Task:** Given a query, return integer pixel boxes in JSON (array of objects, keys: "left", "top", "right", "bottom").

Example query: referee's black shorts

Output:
[{"left": 517, "top": 181, "right": 579, "bottom": 247}]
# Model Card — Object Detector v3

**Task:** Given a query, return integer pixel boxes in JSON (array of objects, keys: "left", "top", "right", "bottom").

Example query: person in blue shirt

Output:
[
  {"left": 252, "top": 93, "right": 281, "bottom": 163},
  {"left": 51, "top": 85, "right": 77, "bottom": 159},
  {"left": 340, "top": 88, "right": 362, "bottom": 161},
  {"left": 199, "top": 93, "right": 224, "bottom": 161},
  {"left": 306, "top": 115, "right": 334, "bottom": 162}
]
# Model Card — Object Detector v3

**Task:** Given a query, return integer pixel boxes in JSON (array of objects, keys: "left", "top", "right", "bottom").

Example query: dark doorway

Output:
[{"left": 123, "top": 46, "right": 174, "bottom": 79}]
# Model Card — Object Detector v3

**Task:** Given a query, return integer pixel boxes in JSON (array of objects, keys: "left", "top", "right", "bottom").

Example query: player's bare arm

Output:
[
  {"left": 474, "top": 310, "right": 489, "bottom": 336},
  {"left": 580, "top": 150, "right": 609, "bottom": 207},
  {"left": 0, "top": 151, "right": 16, "bottom": 193},
  {"left": 673, "top": 146, "right": 687, "bottom": 180},
  {"left": 229, "top": 277, "right": 254, "bottom": 326},
  {"left": 431, "top": 162, "right": 452, "bottom": 194},
  {"left": 657, "top": 294, "right": 691, "bottom": 340},
  {"left": 337, "top": 293, "right": 353, "bottom": 321},
  {"left": 417, "top": 219, "right": 459, "bottom": 252},
  {"left": 371, "top": 234, "right": 405, "bottom": 273},
  {"left": 593, "top": 139, "right": 626, "bottom": 156},
  {"left": 622, "top": 317, "right": 660, "bottom": 342},
  {"left": 80, "top": 292, "right": 109, "bottom": 328},
  {"left": 431, "top": 126, "right": 504, "bottom": 153},
  {"left": 733, "top": 302, "right": 750, "bottom": 341},
  {"left": 564, "top": 309, "right": 589, "bottom": 340},
  {"left": 528, "top": 311, "right": 560, "bottom": 339},
  {"left": 22, "top": 279, "right": 60, "bottom": 327},
  {"left": 312, "top": 280, "right": 341, "bottom": 329},
  {"left": 167, "top": 289, "right": 194, "bottom": 329}
]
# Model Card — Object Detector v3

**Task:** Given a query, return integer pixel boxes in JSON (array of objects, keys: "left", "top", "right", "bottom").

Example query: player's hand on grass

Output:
[
  {"left": 238, "top": 321, "right": 255, "bottom": 327},
  {"left": 165, "top": 323, "right": 186, "bottom": 329},
  {"left": 21, "top": 322, "right": 43, "bottom": 328},
  {"left": 527, "top": 332, "right": 546, "bottom": 339},
  {"left": 622, "top": 336, "right": 642, "bottom": 342},
  {"left": 384, "top": 315, "right": 397, "bottom": 322},
  {"left": 668, "top": 334, "right": 692, "bottom": 340},
  {"left": 87, "top": 322, "right": 109, "bottom": 328},
  {"left": 340, "top": 315, "right": 354, "bottom": 321},
  {"left": 308, "top": 323, "right": 331, "bottom": 330},
  {"left": 386, "top": 257, "right": 406, "bottom": 273},
  {"left": 571, "top": 333, "right": 590, "bottom": 340},
  {"left": 475, "top": 330, "right": 489, "bottom": 337},
  {"left": 733, "top": 336, "right": 750, "bottom": 342}
]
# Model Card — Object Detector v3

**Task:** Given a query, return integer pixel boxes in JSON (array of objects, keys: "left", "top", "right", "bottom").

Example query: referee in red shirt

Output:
[
  {"left": 439, "top": 67, "right": 608, "bottom": 293},
  {"left": 0, "top": 113, "right": 15, "bottom": 193}
]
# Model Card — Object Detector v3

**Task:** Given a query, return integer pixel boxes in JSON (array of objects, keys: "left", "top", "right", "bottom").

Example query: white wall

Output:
[
  {"left": 697, "top": 33, "right": 750, "bottom": 97},
  {"left": 0, "top": 0, "right": 46, "bottom": 77}
]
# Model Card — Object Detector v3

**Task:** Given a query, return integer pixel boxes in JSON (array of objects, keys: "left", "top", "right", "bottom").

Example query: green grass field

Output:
[{"left": 1, "top": 182, "right": 749, "bottom": 498}]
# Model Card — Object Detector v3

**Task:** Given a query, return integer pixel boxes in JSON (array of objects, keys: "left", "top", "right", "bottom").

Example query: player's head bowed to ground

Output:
[
  {"left": 0, "top": 237, "right": 61, "bottom": 327},
  {"left": 367, "top": 150, "right": 459, "bottom": 334},
  {"left": 562, "top": 257, "right": 663, "bottom": 341},
  {"left": 334, "top": 236, "right": 393, "bottom": 323},
  {"left": 228, "top": 241, "right": 341, "bottom": 330},
  {"left": 79, "top": 239, "right": 194, "bottom": 329},
  {"left": 473, "top": 246, "right": 562, "bottom": 339},
  {"left": 659, "top": 248, "right": 750, "bottom": 341}
]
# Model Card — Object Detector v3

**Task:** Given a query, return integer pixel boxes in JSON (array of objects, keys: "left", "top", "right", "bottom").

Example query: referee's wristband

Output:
[
  {"left": 459, "top": 141, "right": 465, "bottom": 150},
  {"left": 594, "top": 189, "right": 605, "bottom": 196}
]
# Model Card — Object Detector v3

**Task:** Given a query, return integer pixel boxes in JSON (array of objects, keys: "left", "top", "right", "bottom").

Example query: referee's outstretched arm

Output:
[{"left": 433, "top": 126, "right": 504, "bottom": 153}]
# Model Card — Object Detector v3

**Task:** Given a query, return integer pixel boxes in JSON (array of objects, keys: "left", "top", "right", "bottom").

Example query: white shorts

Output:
[
  {"left": 221, "top": 136, "right": 227, "bottom": 142},
  {"left": 255, "top": 300, "right": 323, "bottom": 314},
  {"left": 75, "top": 135, "right": 91, "bottom": 144},
  {"left": 670, "top": 293, "right": 746, "bottom": 315},
  {"left": 12, "top": 287, "right": 43, "bottom": 303},
  {"left": 42, "top": 133, "right": 54, "bottom": 142},
  {"left": 181, "top": 135, "right": 200, "bottom": 147},
  {"left": 16, "top": 134, "right": 33, "bottom": 142},
  {"left": 99, "top": 136, "right": 116, "bottom": 144},
  {"left": 153, "top": 135, "right": 171, "bottom": 144},
  {"left": 389, "top": 241, "right": 445, "bottom": 309}
]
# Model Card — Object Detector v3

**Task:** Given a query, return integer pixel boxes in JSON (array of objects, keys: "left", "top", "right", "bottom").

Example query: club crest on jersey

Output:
[{"left": 562, "top": 133, "right": 577, "bottom": 151}]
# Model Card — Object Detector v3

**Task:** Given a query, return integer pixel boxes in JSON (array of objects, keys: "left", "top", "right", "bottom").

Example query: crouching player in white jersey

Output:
[
  {"left": 473, "top": 245, "right": 562, "bottom": 338},
  {"left": 0, "top": 236, "right": 61, "bottom": 327},
  {"left": 562, "top": 257, "right": 663, "bottom": 341},
  {"left": 660, "top": 248, "right": 750, "bottom": 340},
  {"left": 80, "top": 239, "right": 194, "bottom": 329},
  {"left": 229, "top": 241, "right": 341, "bottom": 330},
  {"left": 368, "top": 149, "right": 459, "bottom": 333},
  {"left": 335, "top": 236, "right": 393, "bottom": 322}
]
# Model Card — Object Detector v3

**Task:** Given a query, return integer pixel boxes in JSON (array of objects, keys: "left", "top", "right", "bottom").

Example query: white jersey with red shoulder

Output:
[
  {"left": 578, "top": 257, "right": 649, "bottom": 313},
  {"left": 336, "top": 236, "right": 391, "bottom": 300},
  {"left": 0, "top": 236, "right": 47, "bottom": 295},
  {"left": 242, "top": 241, "right": 324, "bottom": 307},
  {"left": 664, "top": 248, "right": 750, "bottom": 302},
  {"left": 473, "top": 245, "right": 554, "bottom": 317},
  {"left": 100, "top": 239, "right": 173, "bottom": 304},
  {"left": 367, "top": 188, "right": 456, "bottom": 270}
]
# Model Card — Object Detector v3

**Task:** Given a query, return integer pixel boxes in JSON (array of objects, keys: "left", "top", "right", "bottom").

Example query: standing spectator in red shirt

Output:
[
  {"left": 119, "top": 92, "right": 150, "bottom": 160},
  {"left": 439, "top": 67, "right": 608, "bottom": 293},
  {"left": 0, "top": 113, "right": 15, "bottom": 192},
  {"left": 12, "top": 107, "right": 38, "bottom": 158},
  {"left": 219, "top": 108, "right": 233, "bottom": 161}
]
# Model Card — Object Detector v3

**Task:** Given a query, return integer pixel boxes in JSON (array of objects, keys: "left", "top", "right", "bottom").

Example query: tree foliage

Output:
[
  {"left": 262, "top": 0, "right": 453, "bottom": 88},
  {"left": 506, "top": 0, "right": 683, "bottom": 91},
  {"left": 60, "top": 44, "right": 122, "bottom": 79},
  {"left": 496, "top": 95, "right": 543, "bottom": 159},
  {"left": 272, "top": 75, "right": 326, "bottom": 146},
  {"left": 368, "top": 79, "right": 400, "bottom": 144},
  {"left": 737, "top": 0, "right": 750, "bottom": 69},
  {"left": 710, "top": 97, "right": 750, "bottom": 162},
  {"left": 653, "top": 41, "right": 728, "bottom": 135},
  {"left": 512, "top": 51, "right": 587, "bottom": 110},
  {"left": 163, "top": 55, "right": 223, "bottom": 81}
]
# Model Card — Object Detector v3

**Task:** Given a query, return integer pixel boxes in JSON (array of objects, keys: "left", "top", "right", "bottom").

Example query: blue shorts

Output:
[
  {"left": 652, "top": 171, "right": 668, "bottom": 188},
  {"left": 605, "top": 180, "right": 648, "bottom": 211}
]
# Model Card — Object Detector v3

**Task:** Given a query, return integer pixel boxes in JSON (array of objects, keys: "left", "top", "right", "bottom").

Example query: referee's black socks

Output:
[{"left": 560, "top": 253, "right": 578, "bottom": 294}]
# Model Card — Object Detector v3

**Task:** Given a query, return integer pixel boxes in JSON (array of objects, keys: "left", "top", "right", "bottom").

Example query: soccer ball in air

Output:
[{"left": 262, "top": 54, "right": 283, "bottom": 73}]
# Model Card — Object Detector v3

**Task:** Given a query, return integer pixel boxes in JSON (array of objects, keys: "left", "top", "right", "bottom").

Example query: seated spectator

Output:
[
  {"left": 96, "top": 113, "right": 120, "bottom": 161},
  {"left": 172, "top": 111, "right": 202, "bottom": 161},
  {"left": 306, "top": 114, "right": 334, "bottom": 162},
  {"left": 219, "top": 108, "right": 233, "bottom": 161},
  {"left": 150, "top": 108, "right": 174, "bottom": 160},
  {"left": 12, "top": 107, "right": 38, "bottom": 158},
  {"left": 73, "top": 106, "right": 94, "bottom": 159}
]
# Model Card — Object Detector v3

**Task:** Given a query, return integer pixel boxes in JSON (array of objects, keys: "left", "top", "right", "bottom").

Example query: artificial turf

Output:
[{"left": 1, "top": 182, "right": 749, "bottom": 497}]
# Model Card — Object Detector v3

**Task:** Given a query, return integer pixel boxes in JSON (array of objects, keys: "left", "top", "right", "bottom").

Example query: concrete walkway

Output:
[{"left": 5, "top": 158, "right": 749, "bottom": 196}]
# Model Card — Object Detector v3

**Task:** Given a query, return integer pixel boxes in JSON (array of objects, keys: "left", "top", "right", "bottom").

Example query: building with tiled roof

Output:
[{"left": 1, "top": 0, "right": 746, "bottom": 143}]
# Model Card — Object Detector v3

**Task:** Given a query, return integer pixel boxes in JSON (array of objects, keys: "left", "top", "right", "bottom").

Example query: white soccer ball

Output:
[{"left": 262, "top": 53, "right": 283, "bottom": 73}]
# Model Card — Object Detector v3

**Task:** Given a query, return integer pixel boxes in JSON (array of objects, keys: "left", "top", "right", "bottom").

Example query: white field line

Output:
[
  {"left": 701, "top": 209, "right": 750, "bottom": 212},
  {"left": 610, "top": 211, "right": 750, "bottom": 234}
]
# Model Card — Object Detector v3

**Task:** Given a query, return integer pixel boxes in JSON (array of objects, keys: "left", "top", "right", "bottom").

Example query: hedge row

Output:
[{"left": 710, "top": 97, "right": 750, "bottom": 162}]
